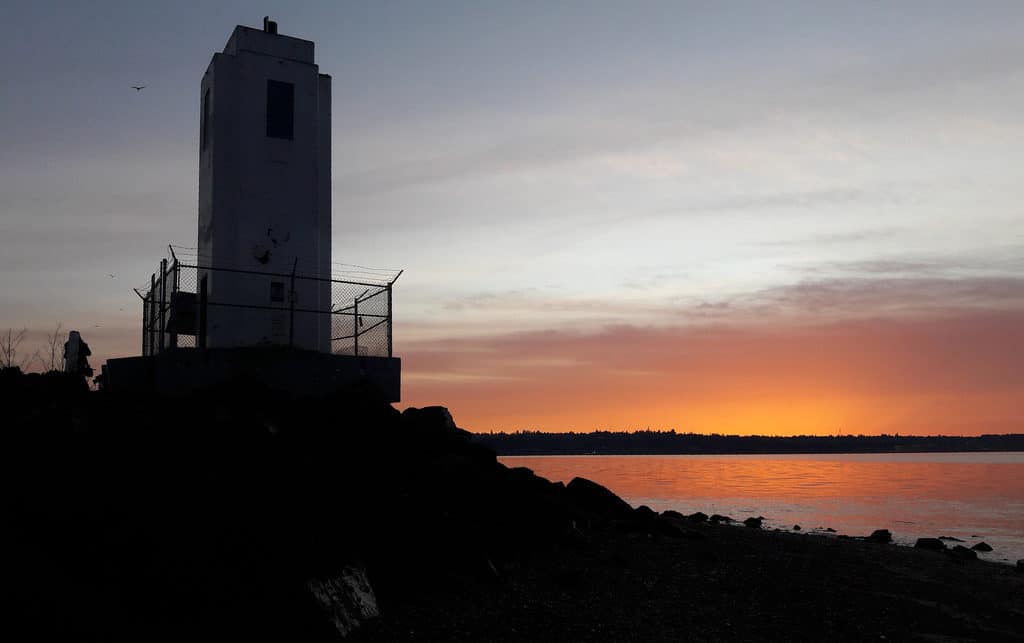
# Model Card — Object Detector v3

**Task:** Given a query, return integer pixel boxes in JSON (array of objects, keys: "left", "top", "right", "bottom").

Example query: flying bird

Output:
[
  {"left": 131, "top": 85, "right": 146, "bottom": 91},
  {"left": 108, "top": 273, "right": 116, "bottom": 278}
]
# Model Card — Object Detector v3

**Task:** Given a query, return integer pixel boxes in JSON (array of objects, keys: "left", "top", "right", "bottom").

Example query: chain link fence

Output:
[{"left": 137, "top": 255, "right": 398, "bottom": 358}]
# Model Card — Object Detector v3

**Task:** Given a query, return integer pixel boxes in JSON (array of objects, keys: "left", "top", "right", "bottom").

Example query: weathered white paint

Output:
[{"left": 198, "top": 22, "right": 331, "bottom": 352}]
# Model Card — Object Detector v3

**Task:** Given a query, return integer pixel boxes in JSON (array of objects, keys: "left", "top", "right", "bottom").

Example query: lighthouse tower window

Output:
[{"left": 266, "top": 80, "right": 294, "bottom": 140}]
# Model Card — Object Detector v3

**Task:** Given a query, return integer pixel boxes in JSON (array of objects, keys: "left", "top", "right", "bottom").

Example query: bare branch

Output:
[
  {"left": 44, "top": 322, "right": 64, "bottom": 372},
  {"left": 0, "top": 328, "right": 29, "bottom": 369}
]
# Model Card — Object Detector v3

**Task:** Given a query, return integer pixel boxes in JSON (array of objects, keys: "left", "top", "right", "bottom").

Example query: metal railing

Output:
[{"left": 136, "top": 249, "right": 400, "bottom": 358}]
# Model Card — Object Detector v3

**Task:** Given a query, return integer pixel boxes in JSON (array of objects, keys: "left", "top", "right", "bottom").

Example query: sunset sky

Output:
[{"left": 1, "top": 1, "right": 1022, "bottom": 435}]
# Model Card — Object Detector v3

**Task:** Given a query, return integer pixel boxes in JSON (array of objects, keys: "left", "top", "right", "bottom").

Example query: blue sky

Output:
[{"left": 2, "top": 2, "right": 1023, "bottom": 431}]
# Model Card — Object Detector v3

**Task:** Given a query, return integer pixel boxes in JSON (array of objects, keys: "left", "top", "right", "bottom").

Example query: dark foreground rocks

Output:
[
  {"left": 950, "top": 545, "right": 978, "bottom": 561},
  {"left": 915, "top": 537, "right": 947, "bottom": 551},
  {"left": 2, "top": 371, "right": 1023, "bottom": 642}
]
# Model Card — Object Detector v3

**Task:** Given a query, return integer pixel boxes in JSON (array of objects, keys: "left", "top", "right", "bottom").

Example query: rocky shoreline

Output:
[
  {"left": 2, "top": 370, "right": 1022, "bottom": 641},
  {"left": 652, "top": 514, "right": 1012, "bottom": 565}
]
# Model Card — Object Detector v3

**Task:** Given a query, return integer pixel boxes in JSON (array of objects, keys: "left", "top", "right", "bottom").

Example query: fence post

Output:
[
  {"left": 169, "top": 261, "right": 179, "bottom": 349},
  {"left": 288, "top": 260, "right": 297, "bottom": 349},
  {"left": 142, "top": 291, "right": 149, "bottom": 356},
  {"left": 386, "top": 284, "right": 392, "bottom": 358},
  {"left": 159, "top": 259, "right": 167, "bottom": 353},
  {"left": 198, "top": 275, "right": 208, "bottom": 350},
  {"left": 149, "top": 272, "right": 157, "bottom": 355},
  {"left": 353, "top": 296, "right": 359, "bottom": 357}
]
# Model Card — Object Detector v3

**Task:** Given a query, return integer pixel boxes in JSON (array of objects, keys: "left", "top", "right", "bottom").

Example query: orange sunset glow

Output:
[{"left": 400, "top": 309, "right": 1024, "bottom": 435}]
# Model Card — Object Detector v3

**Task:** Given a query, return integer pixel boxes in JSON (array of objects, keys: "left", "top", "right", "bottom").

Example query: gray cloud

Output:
[
  {"left": 754, "top": 227, "right": 904, "bottom": 248},
  {"left": 689, "top": 275, "right": 1024, "bottom": 323},
  {"left": 335, "top": 29, "right": 1024, "bottom": 200}
]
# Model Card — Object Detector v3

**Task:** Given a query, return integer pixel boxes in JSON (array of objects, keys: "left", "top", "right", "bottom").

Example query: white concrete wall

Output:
[{"left": 198, "top": 25, "right": 331, "bottom": 351}]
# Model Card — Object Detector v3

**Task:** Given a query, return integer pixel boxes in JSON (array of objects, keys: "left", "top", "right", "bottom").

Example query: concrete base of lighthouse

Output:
[{"left": 102, "top": 347, "right": 400, "bottom": 402}]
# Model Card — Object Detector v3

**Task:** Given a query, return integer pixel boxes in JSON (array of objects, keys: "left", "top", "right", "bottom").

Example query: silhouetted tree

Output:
[
  {"left": 40, "top": 322, "right": 64, "bottom": 372},
  {"left": 1, "top": 328, "right": 30, "bottom": 369}
]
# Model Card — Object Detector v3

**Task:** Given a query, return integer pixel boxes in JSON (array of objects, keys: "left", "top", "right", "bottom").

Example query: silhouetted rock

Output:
[
  {"left": 1017, "top": 560, "right": 1024, "bottom": 571},
  {"left": 565, "top": 477, "right": 634, "bottom": 520},
  {"left": 708, "top": 514, "right": 733, "bottom": 524},
  {"left": 938, "top": 536, "right": 964, "bottom": 542},
  {"left": 792, "top": 525, "right": 801, "bottom": 531},
  {"left": 687, "top": 511, "right": 708, "bottom": 523},
  {"left": 971, "top": 542, "right": 993, "bottom": 552},
  {"left": 915, "top": 538, "right": 946, "bottom": 551},
  {"left": 631, "top": 505, "right": 661, "bottom": 532},
  {"left": 867, "top": 529, "right": 892, "bottom": 543},
  {"left": 824, "top": 528, "right": 836, "bottom": 533},
  {"left": 402, "top": 405, "right": 457, "bottom": 430},
  {"left": 635, "top": 505, "right": 657, "bottom": 519},
  {"left": 661, "top": 509, "right": 684, "bottom": 520},
  {"left": 743, "top": 517, "right": 762, "bottom": 529},
  {"left": 506, "top": 466, "right": 562, "bottom": 496},
  {"left": 654, "top": 519, "right": 698, "bottom": 539},
  {"left": 950, "top": 545, "right": 977, "bottom": 561}
]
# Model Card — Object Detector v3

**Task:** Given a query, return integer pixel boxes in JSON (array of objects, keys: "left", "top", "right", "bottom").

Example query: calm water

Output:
[{"left": 502, "top": 452, "right": 1024, "bottom": 564}]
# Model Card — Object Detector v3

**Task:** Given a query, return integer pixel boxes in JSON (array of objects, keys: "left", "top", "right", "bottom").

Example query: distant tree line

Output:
[{"left": 472, "top": 429, "right": 1024, "bottom": 455}]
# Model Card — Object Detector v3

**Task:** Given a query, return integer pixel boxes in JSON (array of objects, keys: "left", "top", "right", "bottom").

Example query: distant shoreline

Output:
[
  {"left": 497, "top": 449, "right": 1024, "bottom": 456},
  {"left": 473, "top": 431, "right": 1024, "bottom": 456}
]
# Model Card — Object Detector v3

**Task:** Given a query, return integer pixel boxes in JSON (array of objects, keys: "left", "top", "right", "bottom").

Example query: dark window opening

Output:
[
  {"left": 270, "top": 281, "right": 285, "bottom": 303},
  {"left": 266, "top": 80, "right": 294, "bottom": 139},
  {"left": 201, "top": 88, "right": 211, "bottom": 150}
]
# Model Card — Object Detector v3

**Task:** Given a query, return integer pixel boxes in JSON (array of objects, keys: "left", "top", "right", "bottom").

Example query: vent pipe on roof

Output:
[{"left": 263, "top": 16, "right": 278, "bottom": 34}]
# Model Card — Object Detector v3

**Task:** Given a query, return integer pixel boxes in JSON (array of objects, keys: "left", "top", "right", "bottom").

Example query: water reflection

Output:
[{"left": 502, "top": 453, "right": 1024, "bottom": 564}]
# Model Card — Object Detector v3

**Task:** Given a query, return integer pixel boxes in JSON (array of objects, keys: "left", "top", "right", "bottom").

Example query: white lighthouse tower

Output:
[
  {"left": 103, "top": 18, "right": 401, "bottom": 401},
  {"left": 197, "top": 17, "right": 331, "bottom": 352}
]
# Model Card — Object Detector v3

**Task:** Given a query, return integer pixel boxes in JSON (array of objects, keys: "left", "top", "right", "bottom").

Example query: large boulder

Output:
[
  {"left": 743, "top": 517, "right": 762, "bottom": 529},
  {"left": 867, "top": 529, "right": 892, "bottom": 543},
  {"left": 950, "top": 545, "right": 977, "bottom": 561},
  {"left": 506, "top": 466, "right": 562, "bottom": 496},
  {"left": 402, "top": 405, "right": 459, "bottom": 432},
  {"left": 914, "top": 538, "right": 946, "bottom": 552},
  {"left": 634, "top": 505, "right": 658, "bottom": 520},
  {"left": 565, "top": 477, "right": 633, "bottom": 519},
  {"left": 971, "top": 542, "right": 993, "bottom": 552},
  {"left": 687, "top": 511, "right": 709, "bottom": 523}
]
